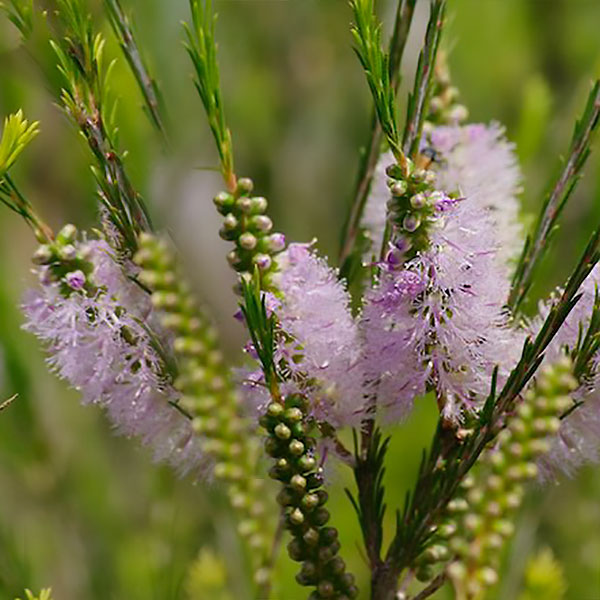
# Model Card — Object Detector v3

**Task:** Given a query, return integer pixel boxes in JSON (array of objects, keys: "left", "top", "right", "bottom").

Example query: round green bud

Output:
[
  {"left": 289, "top": 508, "right": 305, "bottom": 525},
  {"left": 464, "top": 513, "right": 483, "bottom": 534},
  {"left": 57, "top": 224, "right": 77, "bottom": 244},
  {"left": 298, "top": 455, "right": 317, "bottom": 472},
  {"left": 317, "top": 581, "right": 335, "bottom": 598},
  {"left": 236, "top": 196, "right": 253, "bottom": 214},
  {"left": 236, "top": 177, "right": 254, "bottom": 194},
  {"left": 301, "top": 493, "right": 319, "bottom": 511},
  {"left": 267, "top": 402, "right": 284, "bottom": 418},
  {"left": 477, "top": 566, "right": 498, "bottom": 586},
  {"left": 438, "top": 522, "right": 457, "bottom": 538},
  {"left": 32, "top": 244, "right": 54, "bottom": 265},
  {"left": 466, "top": 488, "right": 484, "bottom": 507},
  {"left": 403, "top": 213, "right": 421, "bottom": 233},
  {"left": 284, "top": 407, "right": 303, "bottom": 423},
  {"left": 213, "top": 191, "right": 233, "bottom": 211},
  {"left": 416, "top": 564, "right": 434, "bottom": 582},
  {"left": 312, "top": 507, "right": 330, "bottom": 526},
  {"left": 239, "top": 232, "right": 258, "bottom": 250},
  {"left": 276, "top": 487, "right": 294, "bottom": 506},
  {"left": 303, "top": 528, "right": 320, "bottom": 546},
  {"left": 252, "top": 215, "right": 273, "bottom": 232},
  {"left": 328, "top": 556, "right": 346, "bottom": 575},
  {"left": 493, "top": 519, "right": 515, "bottom": 538},
  {"left": 274, "top": 423, "right": 292, "bottom": 440},
  {"left": 287, "top": 538, "right": 305, "bottom": 561},
  {"left": 254, "top": 568, "right": 270, "bottom": 586},
  {"left": 290, "top": 474, "right": 307, "bottom": 491},
  {"left": 289, "top": 440, "right": 305, "bottom": 456},
  {"left": 223, "top": 213, "right": 238, "bottom": 230},
  {"left": 391, "top": 180, "right": 407, "bottom": 196},
  {"left": 446, "top": 561, "right": 467, "bottom": 582}
]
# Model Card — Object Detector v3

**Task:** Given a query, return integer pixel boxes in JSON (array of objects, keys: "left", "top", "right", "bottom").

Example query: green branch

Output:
[
  {"left": 509, "top": 81, "right": 600, "bottom": 312},
  {"left": 184, "top": 0, "right": 236, "bottom": 191},
  {"left": 350, "top": 0, "right": 404, "bottom": 165},
  {"left": 339, "top": 0, "right": 416, "bottom": 281},
  {"left": 47, "top": 0, "right": 153, "bottom": 252},
  {"left": 402, "top": 0, "right": 447, "bottom": 158},
  {"left": 103, "top": 0, "right": 168, "bottom": 142},
  {"left": 373, "top": 219, "right": 600, "bottom": 598}
]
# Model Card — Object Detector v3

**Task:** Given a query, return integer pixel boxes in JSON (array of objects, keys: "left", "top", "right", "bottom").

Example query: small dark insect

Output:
[{"left": 417, "top": 146, "right": 445, "bottom": 170}]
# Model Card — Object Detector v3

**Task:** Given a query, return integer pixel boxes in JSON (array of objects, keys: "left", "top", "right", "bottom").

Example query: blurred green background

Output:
[{"left": 1, "top": 1, "right": 600, "bottom": 598}]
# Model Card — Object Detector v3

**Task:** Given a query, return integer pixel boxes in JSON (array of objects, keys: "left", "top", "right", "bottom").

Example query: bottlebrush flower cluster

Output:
[
  {"left": 4, "top": 0, "right": 600, "bottom": 598},
  {"left": 254, "top": 123, "right": 524, "bottom": 427},
  {"left": 22, "top": 227, "right": 206, "bottom": 476}
]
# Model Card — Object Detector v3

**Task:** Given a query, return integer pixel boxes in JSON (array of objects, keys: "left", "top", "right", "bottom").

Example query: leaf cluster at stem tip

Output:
[
  {"left": 0, "top": 110, "right": 39, "bottom": 179},
  {"left": 184, "top": 0, "right": 235, "bottom": 190},
  {"left": 350, "top": 0, "right": 403, "bottom": 165},
  {"left": 240, "top": 272, "right": 277, "bottom": 389}
]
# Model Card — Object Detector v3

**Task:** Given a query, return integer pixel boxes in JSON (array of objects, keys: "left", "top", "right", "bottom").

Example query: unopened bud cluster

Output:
[
  {"left": 383, "top": 161, "right": 455, "bottom": 268},
  {"left": 423, "top": 54, "right": 468, "bottom": 130},
  {"left": 213, "top": 177, "right": 285, "bottom": 287},
  {"left": 31, "top": 224, "right": 94, "bottom": 295},
  {"left": 416, "top": 359, "right": 576, "bottom": 599},
  {"left": 260, "top": 394, "right": 358, "bottom": 600},
  {"left": 134, "top": 233, "right": 272, "bottom": 587}
]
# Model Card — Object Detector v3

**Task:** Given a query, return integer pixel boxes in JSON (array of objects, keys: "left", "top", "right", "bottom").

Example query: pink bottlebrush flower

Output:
[
  {"left": 363, "top": 123, "right": 523, "bottom": 263},
  {"left": 361, "top": 269, "right": 430, "bottom": 421},
  {"left": 363, "top": 198, "right": 521, "bottom": 421},
  {"left": 428, "top": 122, "right": 523, "bottom": 263},
  {"left": 269, "top": 243, "right": 365, "bottom": 425},
  {"left": 22, "top": 239, "right": 205, "bottom": 477}
]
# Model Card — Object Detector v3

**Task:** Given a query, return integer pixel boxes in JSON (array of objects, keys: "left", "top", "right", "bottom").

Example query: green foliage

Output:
[
  {"left": 402, "top": 0, "right": 447, "bottom": 158},
  {"left": 350, "top": 0, "right": 402, "bottom": 162},
  {"left": 48, "top": 0, "right": 154, "bottom": 250},
  {"left": 518, "top": 548, "right": 567, "bottom": 600},
  {"left": 0, "top": 0, "right": 33, "bottom": 38},
  {"left": 103, "top": 0, "right": 167, "bottom": 141},
  {"left": 0, "top": 110, "right": 39, "bottom": 178},
  {"left": 184, "top": 0, "right": 235, "bottom": 189},
  {"left": 135, "top": 234, "right": 274, "bottom": 595},
  {"left": 510, "top": 81, "right": 600, "bottom": 312},
  {"left": 339, "top": 0, "right": 416, "bottom": 284},
  {"left": 240, "top": 272, "right": 277, "bottom": 388},
  {"left": 15, "top": 589, "right": 53, "bottom": 600},
  {"left": 443, "top": 360, "right": 576, "bottom": 599},
  {"left": 345, "top": 428, "right": 390, "bottom": 570}
]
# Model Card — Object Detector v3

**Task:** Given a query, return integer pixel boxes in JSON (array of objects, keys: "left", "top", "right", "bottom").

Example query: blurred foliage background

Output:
[{"left": 1, "top": 1, "right": 600, "bottom": 599}]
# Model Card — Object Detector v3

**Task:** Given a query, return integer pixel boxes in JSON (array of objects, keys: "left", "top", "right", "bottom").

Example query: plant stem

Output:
[
  {"left": 401, "top": 0, "right": 446, "bottom": 158},
  {"left": 103, "top": 0, "right": 169, "bottom": 143},
  {"left": 409, "top": 572, "right": 447, "bottom": 600},
  {"left": 371, "top": 220, "right": 600, "bottom": 592},
  {"left": 339, "top": 0, "right": 416, "bottom": 276},
  {"left": 509, "top": 81, "right": 600, "bottom": 312}
]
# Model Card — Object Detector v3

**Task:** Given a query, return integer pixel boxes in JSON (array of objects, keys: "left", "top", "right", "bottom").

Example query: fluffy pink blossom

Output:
[
  {"left": 428, "top": 123, "right": 523, "bottom": 263},
  {"left": 363, "top": 123, "right": 523, "bottom": 263},
  {"left": 363, "top": 198, "right": 521, "bottom": 421},
  {"left": 269, "top": 243, "right": 365, "bottom": 425},
  {"left": 22, "top": 239, "right": 205, "bottom": 477}
]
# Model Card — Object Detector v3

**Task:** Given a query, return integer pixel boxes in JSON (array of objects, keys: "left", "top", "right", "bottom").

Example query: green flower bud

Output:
[
  {"left": 236, "top": 177, "right": 254, "bottom": 194},
  {"left": 274, "top": 423, "right": 291, "bottom": 440}
]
